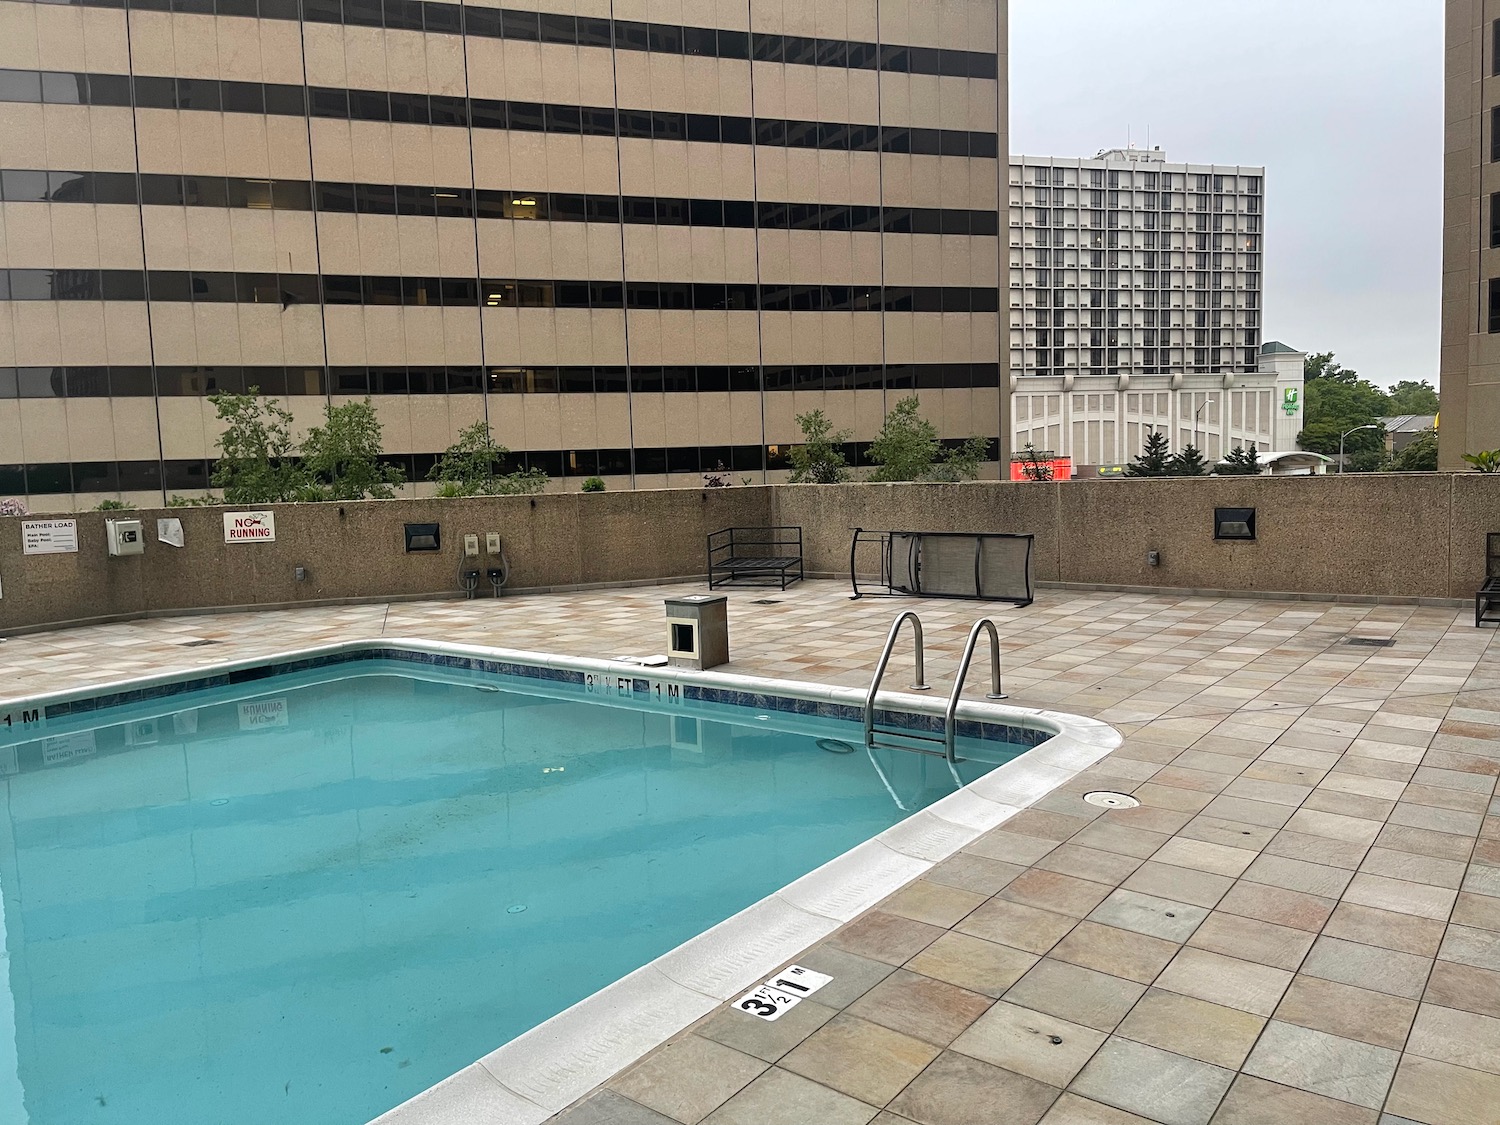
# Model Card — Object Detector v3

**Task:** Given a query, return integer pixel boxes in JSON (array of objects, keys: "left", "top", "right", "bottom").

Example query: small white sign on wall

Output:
[
  {"left": 22, "top": 520, "right": 78, "bottom": 555},
  {"left": 223, "top": 511, "right": 276, "bottom": 544}
]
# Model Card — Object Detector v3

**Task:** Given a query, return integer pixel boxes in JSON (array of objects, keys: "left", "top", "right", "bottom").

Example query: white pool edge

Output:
[{"left": 2, "top": 637, "right": 1120, "bottom": 1125}]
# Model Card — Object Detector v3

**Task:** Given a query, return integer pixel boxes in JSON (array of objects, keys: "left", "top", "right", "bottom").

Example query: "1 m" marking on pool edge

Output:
[{"left": 2, "top": 709, "right": 42, "bottom": 728}]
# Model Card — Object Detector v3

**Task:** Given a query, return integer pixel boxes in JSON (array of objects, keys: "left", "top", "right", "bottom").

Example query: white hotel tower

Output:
[{"left": 1007, "top": 146, "right": 1299, "bottom": 473}]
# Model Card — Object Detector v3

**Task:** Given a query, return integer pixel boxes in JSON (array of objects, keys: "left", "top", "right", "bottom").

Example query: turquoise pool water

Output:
[{"left": 0, "top": 661, "right": 1026, "bottom": 1125}]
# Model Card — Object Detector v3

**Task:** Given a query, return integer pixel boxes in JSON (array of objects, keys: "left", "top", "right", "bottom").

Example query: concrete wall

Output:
[
  {"left": 771, "top": 475, "right": 1500, "bottom": 602},
  {"left": 2, "top": 476, "right": 1496, "bottom": 635},
  {"left": 0, "top": 489, "right": 770, "bottom": 633}
]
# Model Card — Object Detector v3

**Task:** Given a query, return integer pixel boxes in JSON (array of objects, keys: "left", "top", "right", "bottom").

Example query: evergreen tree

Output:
[
  {"left": 1169, "top": 444, "right": 1209, "bottom": 477},
  {"left": 1016, "top": 443, "right": 1055, "bottom": 482},
  {"left": 1125, "top": 430, "right": 1172, "bottom": 477},
  {"left": 787, "top": 409, "right": 852, "bottom": 484},
  {"left": 1218, "top": 445, "right": 1263, "bottom": 476}
]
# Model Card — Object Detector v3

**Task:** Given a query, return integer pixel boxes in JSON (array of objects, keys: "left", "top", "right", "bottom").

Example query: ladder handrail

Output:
[
  {"left": 863, "top": 610, "right": 931, "bottom": 748},
  {"left": 943, "top": 618, "right": 1007, "bottom": 762}
]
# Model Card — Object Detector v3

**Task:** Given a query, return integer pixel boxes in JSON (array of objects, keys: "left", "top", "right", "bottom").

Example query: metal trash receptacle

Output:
[{"left": 665, "top": 595, "right": 729, "bottom": 670}]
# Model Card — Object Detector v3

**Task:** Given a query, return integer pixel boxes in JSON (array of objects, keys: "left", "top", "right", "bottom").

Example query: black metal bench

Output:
[
  {"left": 1478, "top": 578, "right": 1500, "bottom": 628},
  {"left": 708, "top": 527, "right": 804, "bottom": 590},
  {"left": 1479, "top": 533, "right": 1500, "bottom": 627}
]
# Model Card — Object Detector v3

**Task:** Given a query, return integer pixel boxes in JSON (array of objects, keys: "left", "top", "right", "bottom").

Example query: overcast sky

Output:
[{"left": 1009, "top": 0, "right": 1443, "bottom": 388}]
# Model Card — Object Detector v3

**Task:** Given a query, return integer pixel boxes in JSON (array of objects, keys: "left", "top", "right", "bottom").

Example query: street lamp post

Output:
[{"left": 1338, "top": 424, "right": 1381, "bottom": 474}]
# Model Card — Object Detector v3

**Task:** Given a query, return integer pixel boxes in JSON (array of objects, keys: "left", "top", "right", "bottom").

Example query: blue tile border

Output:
[{"left": 33, "top": 645, "right": 1048, "bottom": 751}]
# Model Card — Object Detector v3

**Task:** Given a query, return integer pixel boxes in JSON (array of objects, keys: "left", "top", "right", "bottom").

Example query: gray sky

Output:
[{"left": 1009, "top": 0, "right": 1443, "bottom": 388}]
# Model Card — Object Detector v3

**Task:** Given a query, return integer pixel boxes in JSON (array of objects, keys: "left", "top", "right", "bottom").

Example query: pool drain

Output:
[
  {"left": 1083, "top": 791, "right": 1141, "bottom": 810},
  {"left": 817, "top": 739, "right": 859, "bottom": 755}
]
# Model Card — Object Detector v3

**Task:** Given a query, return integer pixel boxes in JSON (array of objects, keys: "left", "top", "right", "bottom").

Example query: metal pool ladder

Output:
[{"left": 863, "top": 613, "right": 1007, "bottom": 764}]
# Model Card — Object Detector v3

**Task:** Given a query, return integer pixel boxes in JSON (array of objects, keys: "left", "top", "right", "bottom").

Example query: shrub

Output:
[{"left": 581, "top": 477, "right": 606, "bottom": 492}]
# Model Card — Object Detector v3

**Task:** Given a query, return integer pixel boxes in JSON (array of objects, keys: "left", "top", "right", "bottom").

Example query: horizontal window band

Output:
[
  {"left": 0, "top": 269, "right": 1003, "bottom": 312},
  {"left": 0, "top": 362, "right": 1002, "bottom": 398},
  {"left": 0, "top": 170, "right": 1002, "bottom": 236},
  {"left": 15, "top": 0, "right": 998, "bottom": 81},
  {"left": 1, "top": 436, "right": 1001, "bottom": 494},
  {"left": 0, "top": 69, "right": 1000, "bottom": 158}
]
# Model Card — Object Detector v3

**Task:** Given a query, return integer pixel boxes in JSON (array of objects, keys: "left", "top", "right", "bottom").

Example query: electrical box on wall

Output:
[
  {"left": 463, "top": 534, "right": 480, "bottom": 557},
  {"left": 106, "top": 519, "right": 145, "bottom": 557},
  {"left": 486, "top": 532, "right": 501, "bottom": 555}
]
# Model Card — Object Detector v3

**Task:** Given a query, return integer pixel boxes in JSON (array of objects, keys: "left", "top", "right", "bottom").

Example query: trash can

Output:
[{"left": 665, "top": 595, "right": 729, "bottom": 670}]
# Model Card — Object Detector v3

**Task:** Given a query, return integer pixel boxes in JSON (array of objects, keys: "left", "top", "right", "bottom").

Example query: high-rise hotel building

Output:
[
  {"left": 1008, "top": 147, "right": 1284, "bottom": 470},
  {"left": 0, "top": 0, "right": 1006, "bottom": 508}
]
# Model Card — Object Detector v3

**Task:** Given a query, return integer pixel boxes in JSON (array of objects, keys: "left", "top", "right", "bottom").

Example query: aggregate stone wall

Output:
[
  {"left": 0, "top": 489, "right": 771, "bottom": 633},
  {"left": 2, "top": 475, "right": 1495, "bottom": 635},
  {"left": 770, "top": 474, "right": 1497, "bottom": 602}
]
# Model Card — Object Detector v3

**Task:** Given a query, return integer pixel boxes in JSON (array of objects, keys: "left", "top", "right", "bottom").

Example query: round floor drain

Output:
[{"left": 1084, "top": 791, "right": 1141, "bottom": 810}]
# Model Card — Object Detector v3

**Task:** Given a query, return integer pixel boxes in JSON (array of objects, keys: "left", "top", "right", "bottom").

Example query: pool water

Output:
[{"left": 0, "top": 662, "right": 1025, "bottom": 1125}]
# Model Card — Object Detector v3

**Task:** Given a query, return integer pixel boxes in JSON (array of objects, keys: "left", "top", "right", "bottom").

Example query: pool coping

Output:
[{"left": 1, "top": 637, "right": 1120, "bottom": 1125}]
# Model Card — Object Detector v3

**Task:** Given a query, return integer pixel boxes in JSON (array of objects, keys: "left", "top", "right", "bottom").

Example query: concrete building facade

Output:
[
  {"left": 1008, "top": 145, "right": 1276, "bottom": 469},
  {"left": 1441, "top": 0, "right": 1500, "bottom": 468},
  {"left": 0, "top": 0, "right": 1007, "bottom": 509}
]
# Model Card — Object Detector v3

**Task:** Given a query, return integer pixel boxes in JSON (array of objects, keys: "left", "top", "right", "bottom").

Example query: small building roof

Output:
[
  {"left": 1379, "top": 415, "right": 1437, "bottom": 433},
  {"left": 1260, "top": 341, "right": 1303, "bottom": 355}
]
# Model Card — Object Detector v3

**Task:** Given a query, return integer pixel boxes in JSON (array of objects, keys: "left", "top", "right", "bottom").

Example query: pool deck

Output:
[{"left": 3, "top": 581, "right": 1499, "bottom": 1125}]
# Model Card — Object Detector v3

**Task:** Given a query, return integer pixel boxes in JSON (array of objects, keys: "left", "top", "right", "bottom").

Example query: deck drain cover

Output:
[
  {"left": 1344, "top": 637, "right": 1395, "bottom": 648},
  {"left": 179, "top": 639, "right": 219, "bottom": 647},
  {"left": 750, "top": 599, "right": 781, "bottom": 606},
  {"left": 1084, "top": 791, "right": 1141, "bottom": 810}
]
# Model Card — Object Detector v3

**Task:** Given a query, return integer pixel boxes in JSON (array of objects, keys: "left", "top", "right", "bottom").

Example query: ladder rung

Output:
[
  {"left": 870, "top": 728, "right": 945, "bottom": 744},
  {"left": 870, "top": 741, "right": 949, "bottom": 758}
]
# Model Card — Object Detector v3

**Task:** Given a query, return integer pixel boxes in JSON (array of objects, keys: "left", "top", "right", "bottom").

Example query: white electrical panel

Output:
[
  {"left": 106, "top": 519, "right": 145, "bottom": 557},
  {"left": 486, "top": 532, "right": 501, "bottom": 555},
  {"left": 463, "top": 534, "right": 480, "bottom": 557}
]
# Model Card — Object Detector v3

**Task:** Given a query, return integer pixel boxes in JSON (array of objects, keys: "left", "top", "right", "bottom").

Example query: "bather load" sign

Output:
[{"left": 223, "top": 511, "right": 276, "bottom": 544}]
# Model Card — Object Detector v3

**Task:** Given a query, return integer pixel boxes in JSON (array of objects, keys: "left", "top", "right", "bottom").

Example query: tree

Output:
[
  {"left": 1016, "top": 443, "right": 1055, "bottom": 482},
  {"left": 867, "top": 397, "right": 941, "bottom": 482},
  {"left": 1126, "top": 430, "right": 1173, "bottom": 477},
  {"left": 1218, "top": 445, "right": 1262, "bottom": 476},
  {"left": 1386, "top": 380, "right": 1440, "bottom": 415},
  {"left": 1168, "top": 444, "right": 1209, "bottom": 477},
  {"left": 1304, "top": 352, "right": 1360, "bottom": 384},
  {"left": 209, "top": 388, "right": 313, "bottom": 504},
  {"left": 300, "top": 399, "right": 405, "bottom": 500},
  {"left": 1390, "top": 431, "right": 1438, "bottom": 472},
  {"left": 1296, "top": 352, "right": 1391, "bottom": 470},
  {"left": 929, "top": 436, "right": 992, "bottom": 483},
  {"left": 428, "top": 421, "right": 547, "bottom": 496},
  {"left": 866, "top": 397, "right": 988, "bottom": 483},
  {"left": 787, "top": 410, "right": 852, "bottom": 484}
]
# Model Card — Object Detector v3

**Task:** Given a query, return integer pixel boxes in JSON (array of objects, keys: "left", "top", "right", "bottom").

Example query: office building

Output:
[
  {"left": 0, "top": 0, "right": 1007, "bottom": 509},
  {"left": 1440, "top": 0, "right": 1500, "bottom": 468},
  {"left": 1008, "top": 146, "right": 1277, "bottom": 470}
]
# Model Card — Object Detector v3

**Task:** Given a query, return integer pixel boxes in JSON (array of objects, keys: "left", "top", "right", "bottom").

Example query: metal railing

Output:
[{"left": 863, "top": 612, "right": 1005, "bottom": 764}]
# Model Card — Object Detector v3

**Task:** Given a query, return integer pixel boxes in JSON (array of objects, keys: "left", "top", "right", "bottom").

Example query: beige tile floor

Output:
[{"left": 2, "top": 583, "right": 1498, "bottom": 1125}]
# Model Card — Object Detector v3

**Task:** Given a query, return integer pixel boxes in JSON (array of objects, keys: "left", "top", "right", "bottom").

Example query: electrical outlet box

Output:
[
  {"left": 106, "top": 519, "right": 145, "bottom": 557},
  {"left": 486, "top": 532, "right": 501, "bottom": 555},
  {"left": 463, "top": 534, "right": 480, "bottom": 557}
]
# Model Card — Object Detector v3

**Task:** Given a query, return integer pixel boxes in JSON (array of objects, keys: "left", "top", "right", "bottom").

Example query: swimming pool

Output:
[{"left": 0, "top": 649, "right": 1070, "bottom": 1125}]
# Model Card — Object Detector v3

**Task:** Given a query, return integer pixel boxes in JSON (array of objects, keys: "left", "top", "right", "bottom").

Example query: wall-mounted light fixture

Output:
[
  {"left": 404, "top": 523, "right": 441, "bottom": 552},
  {"left": 1214, "top": 508, "right": 1256, "bottom": 541}
]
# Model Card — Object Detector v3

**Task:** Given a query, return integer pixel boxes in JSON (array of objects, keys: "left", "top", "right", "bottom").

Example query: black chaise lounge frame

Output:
[{"left": 707, "top": 527, "right": 804, "bottom": 590}]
